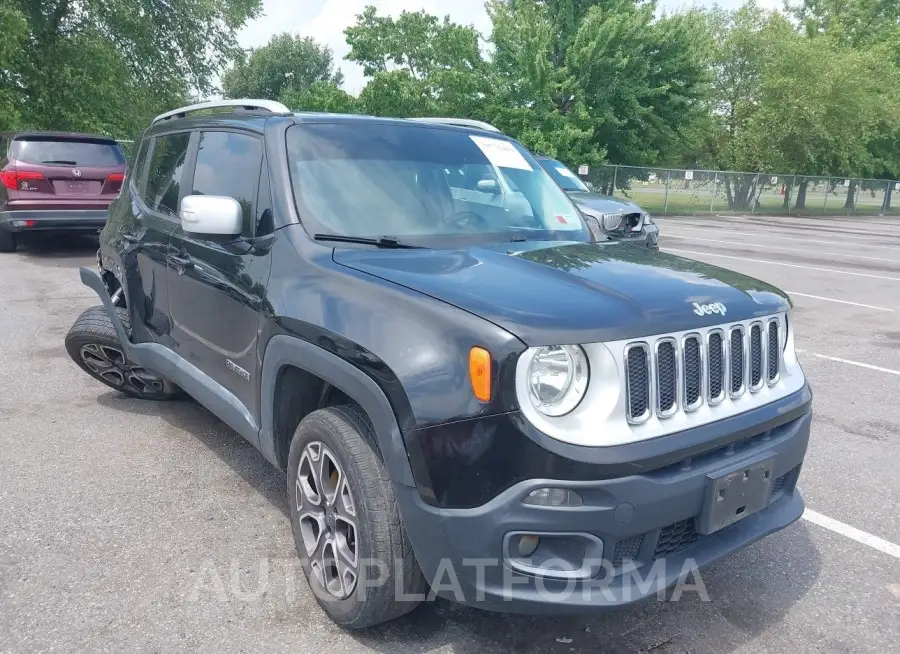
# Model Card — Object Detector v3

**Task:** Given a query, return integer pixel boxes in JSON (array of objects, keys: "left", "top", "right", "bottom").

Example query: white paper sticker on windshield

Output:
[
  {"left": 556, "top": 164, "right": 579, "bottom": 179},
  {"left": 470, "top": 135, "right": 532, "bottom": 171}
]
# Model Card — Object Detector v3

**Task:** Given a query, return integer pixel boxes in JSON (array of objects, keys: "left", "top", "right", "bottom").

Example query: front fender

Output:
[{"left": 259, "top": 335, "right": 416, "bottom": 487}]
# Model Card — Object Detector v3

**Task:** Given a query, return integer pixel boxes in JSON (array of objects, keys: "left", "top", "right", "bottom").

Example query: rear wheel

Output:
[
  {"left": 65, "top": 306, "right": 181, "bottom": 400},
  {"left": 287, "top": 405, "right": 426, "bottom": 629},
  {"left": 0, "top": 230, "right": 16, "bottom": 253}
]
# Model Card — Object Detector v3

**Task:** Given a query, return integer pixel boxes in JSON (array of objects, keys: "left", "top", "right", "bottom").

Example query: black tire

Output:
[
  {"left": 0, "top": 230, "right": 16, "bottom": 253},
  {"left": 287, "top": 405, "right": 426, "bottom": 629},
  {"left": 65, "top": 306, "right": 181, "bottom": 400}
]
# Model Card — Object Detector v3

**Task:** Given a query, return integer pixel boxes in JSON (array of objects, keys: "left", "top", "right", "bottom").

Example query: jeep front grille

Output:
[
  {"left": 625, "top": 344, "right": 651, "bottom": 423},
  {"left": 624, "top": 317, "right": 784, "bottom": 424},
  {"left": 682, "top": 335, "right": 702, "bottom": 410},
  {"left": 767, "top": 319, "right": 780, "bottom": 382},
  {"left": 707, "top": 330, "right": 725, "bottom": 404},
  {"left": 655, "top": 339, "right": 678, "bottom": 417},
  {"left": 729, "top": 326, "right": 745, "bottom": 397},
  {"left": 749, "top": 323, "right": 763, "bottom": 390}
]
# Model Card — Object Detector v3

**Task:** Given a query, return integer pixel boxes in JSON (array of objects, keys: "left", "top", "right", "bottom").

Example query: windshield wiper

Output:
[
  {"left": 313, "top": 233, "right": 421, "bottom": 249},
  {"left": 42, "top": 160, "right": 78, "bottom": 165}
]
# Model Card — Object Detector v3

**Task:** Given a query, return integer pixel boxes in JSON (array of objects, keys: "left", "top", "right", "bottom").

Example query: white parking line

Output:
[
  {"left": 802, "top": 510, "right": 900, "bottom": 560},
  {"left": 796, "top": 350, "right": 900, "bottom": 376},
  {"left": 663, "top": 248, "right": 900, "bottom": 282},
  {"left": 716, "top": 218, "right": 900, "bottom": 237},
  {"left": 663, "top": 224, "right": 900, "bottom": 248},
  {"left": 665, "top": 234, "right": 900, "bottom": 264},
  {"left": 785, "top": 292, "right": 895, "bottom": 312}
]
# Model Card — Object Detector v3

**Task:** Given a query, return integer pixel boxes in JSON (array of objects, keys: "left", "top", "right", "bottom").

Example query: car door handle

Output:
[{"left": 170, "top": 254, "right": 193, "bottom": 268}]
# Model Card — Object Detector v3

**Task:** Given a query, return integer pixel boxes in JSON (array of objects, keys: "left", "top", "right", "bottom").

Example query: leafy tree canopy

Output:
[
  {"left": 222, "top": 33, "right": 343, "bottom": 101},
  {"left": 1, "top": 0, "right": 261, "bottom": 136}
]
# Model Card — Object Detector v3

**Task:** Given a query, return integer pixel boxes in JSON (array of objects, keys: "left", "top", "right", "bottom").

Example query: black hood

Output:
[{"left": 334, "top": 240, "right": 791, "bottom": 346}]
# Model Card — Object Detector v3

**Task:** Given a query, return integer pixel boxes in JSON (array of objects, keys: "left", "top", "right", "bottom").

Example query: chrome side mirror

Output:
[{"left": 179, "top": 195, "right": 242, "bottom": 236}]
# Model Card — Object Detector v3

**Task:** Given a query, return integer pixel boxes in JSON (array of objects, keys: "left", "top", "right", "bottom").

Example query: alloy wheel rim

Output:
[
  {"left": 79, "top": 343, "right": 165, "bottom": 396},
  {"left": 296, "top": 441, "right": 359, "bottom": 600}
]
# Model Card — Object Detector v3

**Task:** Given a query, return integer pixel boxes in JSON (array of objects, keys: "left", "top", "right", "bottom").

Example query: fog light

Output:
[
  {"left": 523, "top": 488, "right": 583, "bottom": 507},
  {"left": 518, "top": 534, "right": 540, "bottom": 557},
  {"left": 12, "top": 219, "right": 35, "bottom": 228}
]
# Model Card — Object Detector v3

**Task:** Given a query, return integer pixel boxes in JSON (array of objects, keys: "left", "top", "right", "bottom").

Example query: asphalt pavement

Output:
[{"left": 1, "top": 218, "right": 898, "bottom": 653}]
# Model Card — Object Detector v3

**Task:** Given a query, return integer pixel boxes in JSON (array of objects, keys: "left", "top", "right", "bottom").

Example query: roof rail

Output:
[
  {"left": 407, "top": 117, "right": 502, "bottom": 133},
  {"left": 151, "top": 99, "right": 292, "bottom": 125}
]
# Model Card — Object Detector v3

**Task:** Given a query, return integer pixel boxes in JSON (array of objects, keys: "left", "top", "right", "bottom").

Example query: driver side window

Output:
[{"left": 190, "top": 131, "right": 263, "bottom": 237}]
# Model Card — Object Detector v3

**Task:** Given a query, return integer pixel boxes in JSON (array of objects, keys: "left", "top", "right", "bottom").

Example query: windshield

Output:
[
  {"left": 538, "top": 158, "right": 590, "bottom": 192},
  {"left": 286, "top": 122, "right": 590, "bottom": 244}
]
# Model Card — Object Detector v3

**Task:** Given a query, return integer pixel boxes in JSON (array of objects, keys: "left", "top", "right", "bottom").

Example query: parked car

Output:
[
  {"left": 535, "top": 155, "right": 659, "bottom": 248},
  {"left": 0, "top": 131, "right": 125, "bottom": 252},
  {"left": 66, "top": 100, "right": 811, "bottom": 629}
]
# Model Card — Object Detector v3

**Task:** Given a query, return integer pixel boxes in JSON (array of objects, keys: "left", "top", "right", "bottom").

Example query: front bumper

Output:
[
  {"left": 396, "top": 387, "right": 811, "bottom": 613},
  {"left": 0, "top": 209, "right": 108, "bottom": 232}
]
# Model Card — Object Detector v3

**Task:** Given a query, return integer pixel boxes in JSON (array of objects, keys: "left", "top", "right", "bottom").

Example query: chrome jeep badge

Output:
[{"left": 693, "top": 302, "right": 727, "bottom": 317}]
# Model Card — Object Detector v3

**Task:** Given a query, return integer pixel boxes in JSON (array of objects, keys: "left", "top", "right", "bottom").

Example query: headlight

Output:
[{"left": 527, "top": 345, "right": 590, "bottom": 416}]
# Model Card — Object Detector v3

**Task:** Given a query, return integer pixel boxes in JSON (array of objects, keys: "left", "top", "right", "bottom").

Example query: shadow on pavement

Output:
[
  {"left": 95, "top": 391, "right": 289, "bottom": 519},
  {"left": 12, "top": 232, "right": 100, "bottom": 263}
]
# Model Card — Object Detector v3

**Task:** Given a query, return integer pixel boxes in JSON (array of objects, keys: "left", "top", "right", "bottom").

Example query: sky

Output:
[{"left": 236, "top": 0, "right": 783, "bottom": 94}]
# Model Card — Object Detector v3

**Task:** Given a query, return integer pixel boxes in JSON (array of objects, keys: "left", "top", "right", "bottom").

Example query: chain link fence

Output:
[{"left": 584, "top": 165, "right": 900, "bottom": 217}]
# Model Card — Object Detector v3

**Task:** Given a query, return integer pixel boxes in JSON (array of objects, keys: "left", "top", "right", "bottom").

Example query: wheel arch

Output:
[{"left": 259, "top": 335, "right": 416, "bottom": 487}]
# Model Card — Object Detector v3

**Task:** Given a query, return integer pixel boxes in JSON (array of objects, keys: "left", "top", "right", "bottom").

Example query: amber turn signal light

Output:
[{"left": 469, "top": 347, "right": 492, "bottom": 402}]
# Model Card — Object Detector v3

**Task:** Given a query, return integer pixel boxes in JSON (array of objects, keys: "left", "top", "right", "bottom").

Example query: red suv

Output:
[{"left": 0, "top": 131, "right": 126, "bottom": 252}]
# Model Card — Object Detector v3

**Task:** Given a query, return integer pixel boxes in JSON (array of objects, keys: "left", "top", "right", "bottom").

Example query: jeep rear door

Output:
[{"left": 117, "top": 131, "right": 192, "bottom": 344}]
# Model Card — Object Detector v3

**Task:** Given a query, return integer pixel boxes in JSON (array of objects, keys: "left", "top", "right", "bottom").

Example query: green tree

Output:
[
  {"left": 222, "top": 33, "right": 343, "bottom": 101},
  {"left": 345, "top": 7, "right": 494, "bottom": 118},
  {"left": 487, "top": 0, "right": 713, "bottom": 176},
  {"left": 281, "top": 80, "right": 359, "bottom": 114},
  {"left": 794, "top": 0, "right": 900, "bottom": 53},
  {"left": 701, "top": 2, "right": 784, "bottom": 209},
  {"left": 703, "top": 2, "right": 900, "bottom": 210},
  {"left": 792, "top": 0, "right": 900, "bottom": 207},
  {"left": 0, "top": 4, "right": 28, "bottom": 130},
  {"left": 567, "top": 1, "right": 713, "bottom": 166},
  {"left": 2, "top": 0, "right": 260, "bottom": 137},
  {"left": 486, "top": 0, "right": 603, "bottom": 168},
  {"left": 748, "top": 35, "right": 900, "bottom": 207}
]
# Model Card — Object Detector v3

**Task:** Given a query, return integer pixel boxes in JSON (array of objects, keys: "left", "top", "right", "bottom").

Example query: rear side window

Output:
[
  {"left": 11, "top": 137, "right": 124, "bottom": 167},
  {"left": 144, "top": 132, "right": 191, "bottom": 217},
  {"left": 190, "top": 131, "right": 263, "bottom": 236}
]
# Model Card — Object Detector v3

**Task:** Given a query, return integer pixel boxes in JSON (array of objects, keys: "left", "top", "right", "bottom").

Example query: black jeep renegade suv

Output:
[{"left": 66, "top": 100, "right": 812, "bottom": 629}]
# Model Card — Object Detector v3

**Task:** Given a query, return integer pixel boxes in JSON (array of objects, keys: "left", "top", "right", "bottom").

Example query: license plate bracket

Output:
[{"left": 697, "top": 455, "right": 775, "bottom": 535}]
